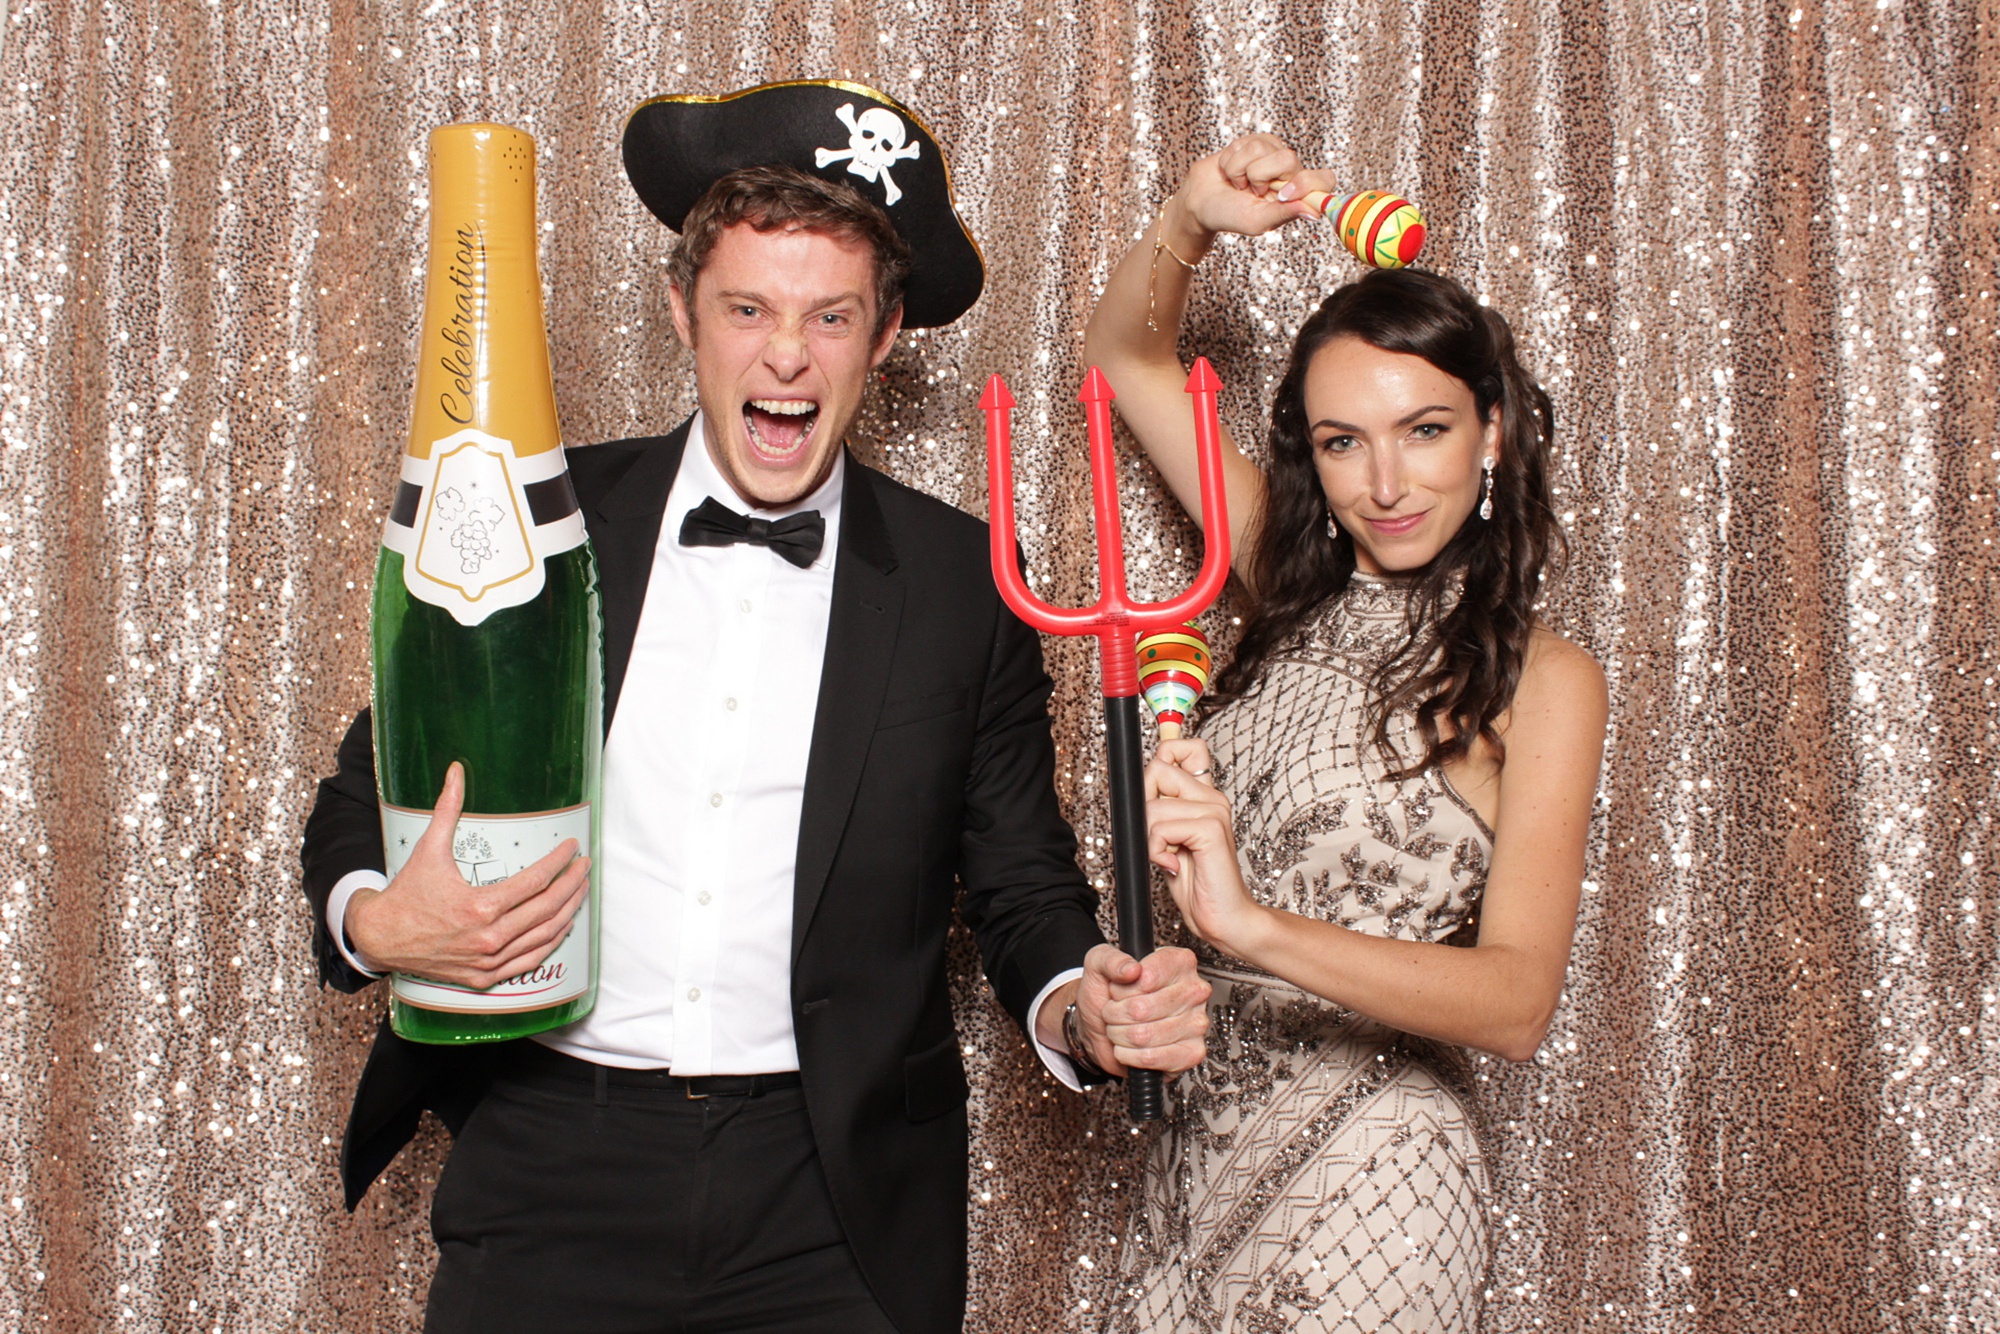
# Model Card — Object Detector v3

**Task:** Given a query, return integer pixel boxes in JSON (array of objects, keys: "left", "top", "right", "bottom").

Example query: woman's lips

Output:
[{"left": 1362, "top": 511, "right": 1427, "bottom": 536}]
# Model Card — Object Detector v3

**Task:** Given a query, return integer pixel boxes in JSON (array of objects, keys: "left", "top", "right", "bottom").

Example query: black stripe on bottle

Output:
[
  {"left": 390, "top": 482, "right": 422, "bottom": 528},
  {"left": 525, "top": 473, "right": 580, "bottom": 525}
]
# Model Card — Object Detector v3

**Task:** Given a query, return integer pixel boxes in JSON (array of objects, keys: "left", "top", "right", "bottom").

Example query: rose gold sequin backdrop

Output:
[{"left": 1, "top": 0, "right": 1995, "bottom": 1329}]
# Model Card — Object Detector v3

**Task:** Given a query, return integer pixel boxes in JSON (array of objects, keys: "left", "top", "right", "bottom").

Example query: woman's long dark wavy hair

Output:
[{"left": 1204, "top": 267, "right": 1562, "bottom": 781}]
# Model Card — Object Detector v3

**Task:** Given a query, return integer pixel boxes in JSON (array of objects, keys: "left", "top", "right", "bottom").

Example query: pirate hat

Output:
[{"left": 622, "top": 80, "right": 984, "bottom": 328}]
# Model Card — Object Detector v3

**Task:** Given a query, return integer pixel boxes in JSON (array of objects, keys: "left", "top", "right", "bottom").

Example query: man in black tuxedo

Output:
[{"left": 300, "top": 82, "right": 1209, "bottom": 1334}]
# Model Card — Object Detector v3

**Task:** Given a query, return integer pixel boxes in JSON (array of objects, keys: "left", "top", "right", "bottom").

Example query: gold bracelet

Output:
[
  {"left": 1146, "top": 198, "right": 1203, "bottom": 332},
  {"left": 1155, "top": 232, "right": 1199, "bottom": 270}
]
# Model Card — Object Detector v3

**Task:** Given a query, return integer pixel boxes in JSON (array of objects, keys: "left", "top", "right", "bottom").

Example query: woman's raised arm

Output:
[{"left": 1081, "top": 136, "right": 1336, "bottom": 582}]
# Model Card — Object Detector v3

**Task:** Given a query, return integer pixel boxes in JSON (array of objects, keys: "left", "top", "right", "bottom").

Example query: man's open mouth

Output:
[{"left": 744, "top": 398, "right": 820, "bottom": 464}]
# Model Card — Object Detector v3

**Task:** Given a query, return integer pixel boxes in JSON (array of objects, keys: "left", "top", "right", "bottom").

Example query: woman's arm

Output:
[
  {"left": 1144, "top": 633, "right": 1608, "bottom": 1062},
  {"left": 1081, "top": 136, "right": 1335, "bottom": 579}
]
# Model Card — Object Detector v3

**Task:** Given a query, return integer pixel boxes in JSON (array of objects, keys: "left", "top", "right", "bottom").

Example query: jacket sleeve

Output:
[
  {"left": 954, "top": 598, "right": 1106, "bottom": 1033},
  {"left": 299, "top": 708, "right": 387, "bottom": 994}
]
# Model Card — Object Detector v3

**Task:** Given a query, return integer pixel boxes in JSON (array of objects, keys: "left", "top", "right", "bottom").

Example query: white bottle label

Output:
[
  {"left": 381, "top": 428, "right": 588, "bottom": 627},
  {"left": 381, "top": 801, "right": 593, "bottom": 1013}
]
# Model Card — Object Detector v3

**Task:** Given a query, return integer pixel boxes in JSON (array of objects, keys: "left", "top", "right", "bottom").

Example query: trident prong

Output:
[
  {"left": 982, "top": 359, "right": 1232, "bottom": 1123},
  {"left": 983, "top": 359, "right": 1231, "bottom": 694}
]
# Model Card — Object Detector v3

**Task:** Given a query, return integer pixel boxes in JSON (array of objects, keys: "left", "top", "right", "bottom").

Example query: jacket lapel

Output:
[
  {"left": 585, "top": 421, "right": 691, "bottom": 731},
  {"left": 792, "top": 459, "right": 903, "bottom": 963}
]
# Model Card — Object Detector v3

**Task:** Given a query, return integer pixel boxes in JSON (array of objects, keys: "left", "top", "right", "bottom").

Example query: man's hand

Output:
[
  {"left": 1038, "top": 943, "right": 1211, "bottom": 1079},
  {"left": 345, "top": 762, "right": 591, "bottom": 989}
]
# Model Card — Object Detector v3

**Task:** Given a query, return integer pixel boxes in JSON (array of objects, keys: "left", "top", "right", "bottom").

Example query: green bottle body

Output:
[{"left": 371, "top": 540, "right": 603, "bottom": 1043}]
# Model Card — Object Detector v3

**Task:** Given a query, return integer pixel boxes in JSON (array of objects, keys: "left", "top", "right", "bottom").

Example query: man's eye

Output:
[{"left": 819, "top": 312, "right": 849, "bottom": 327}]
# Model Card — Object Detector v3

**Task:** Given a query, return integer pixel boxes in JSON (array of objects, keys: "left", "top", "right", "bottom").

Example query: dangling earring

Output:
[
  {"left": 1478, "top": 456, "right": 1496, "bottom": 521},
  {"left": 1326, "top": 513, "right": 1339, "bottom": 540}
]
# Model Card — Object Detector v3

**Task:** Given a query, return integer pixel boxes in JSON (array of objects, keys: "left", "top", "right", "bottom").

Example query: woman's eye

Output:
[
  {"left": 1320, "top": 435, "right": 1358, "bottom": 453},
  {"left": 1411, "top": 423, "right": 1445, "bottom": 440}
]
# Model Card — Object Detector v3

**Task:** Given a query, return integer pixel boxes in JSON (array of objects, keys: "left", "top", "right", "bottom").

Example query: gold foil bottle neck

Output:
[{"left": 406, "top": 122, "right": 562, "bottom": 460}]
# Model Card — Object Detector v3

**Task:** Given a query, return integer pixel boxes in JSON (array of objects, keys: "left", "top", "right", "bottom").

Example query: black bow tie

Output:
[{"left": 678, "top": 496, "right": 826, "bottom": 569}]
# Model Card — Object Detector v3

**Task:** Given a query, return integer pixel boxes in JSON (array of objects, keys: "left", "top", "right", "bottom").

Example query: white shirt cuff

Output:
[
  {"left": 327, "top": 870, "right": 389, "bottom": 978},
  {"left": 1027, "top": 966, "right": 1089, "bottom": 1092}
]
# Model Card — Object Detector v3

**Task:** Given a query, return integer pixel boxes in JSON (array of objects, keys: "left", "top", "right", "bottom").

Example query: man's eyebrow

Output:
[{"left": 713, "top": 288, "right": 868, "bottom": 311}]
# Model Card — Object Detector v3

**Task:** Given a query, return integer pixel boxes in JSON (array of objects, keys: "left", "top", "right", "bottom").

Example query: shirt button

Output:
[
  {"left": 740, "top": 598, "right": 753, "bottom": 613},
  {"left": 697, "top": 891, "right": 712, "bottom": 906},
  {"left": 709, "top": 792, "right": 723, "bottom": 807},
  {"left": 724, "top": 697, "right": 738, "bottom": 712},
  {"left": 686, "top": 987, "right": 701, "bottom": 1002}
]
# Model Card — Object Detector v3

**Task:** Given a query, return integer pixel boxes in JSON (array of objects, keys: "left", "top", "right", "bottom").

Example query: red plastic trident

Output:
[
  {"left": 982, "top": 359, "right": 1231, "bottom": 1122},
  {"left": 983, "top": 360, "right": 1233, "bottom": 688}
]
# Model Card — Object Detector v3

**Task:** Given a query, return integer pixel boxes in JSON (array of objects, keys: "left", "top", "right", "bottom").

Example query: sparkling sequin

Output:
[{"left": 3, "top": 5, "right": 1995, "bottom": 1331}]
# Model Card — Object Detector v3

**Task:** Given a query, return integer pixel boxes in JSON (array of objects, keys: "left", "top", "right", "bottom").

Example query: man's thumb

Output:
[{"left": 415, "top": 762, "right": 465, "bottom": 857}]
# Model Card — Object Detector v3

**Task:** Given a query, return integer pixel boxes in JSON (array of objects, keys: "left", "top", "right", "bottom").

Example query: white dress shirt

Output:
[
  {"left": 331, "top": 413, "right": 1085, "bottom": 1081},
  {"left": 547, "top": 417, "right": 835, "bottom": 1072}
]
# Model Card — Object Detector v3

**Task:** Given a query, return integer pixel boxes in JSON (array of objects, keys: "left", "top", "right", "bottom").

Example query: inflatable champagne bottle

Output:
[{"left": 372, "top": 123, "right": 603, "bottom": 1043}]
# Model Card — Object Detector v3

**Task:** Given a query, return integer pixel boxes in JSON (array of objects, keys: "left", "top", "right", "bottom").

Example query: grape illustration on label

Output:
[{"left": 412, "top": 430, "right": 539, "bottom": 608}]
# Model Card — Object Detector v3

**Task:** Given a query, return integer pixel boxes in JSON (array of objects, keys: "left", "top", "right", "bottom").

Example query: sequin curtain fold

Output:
[{"left": 1, "top": 0, "right": 1993, "bottom": 1329}]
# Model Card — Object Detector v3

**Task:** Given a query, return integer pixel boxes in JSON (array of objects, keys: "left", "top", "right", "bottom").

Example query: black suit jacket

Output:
[{"left": 300, "top": 421, "right": 1104, "bottom": 1334}]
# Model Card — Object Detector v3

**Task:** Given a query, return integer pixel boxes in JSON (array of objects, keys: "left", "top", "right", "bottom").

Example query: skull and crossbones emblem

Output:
[{"left": 815, "top": 103, "right": 922, "bottom": 206}]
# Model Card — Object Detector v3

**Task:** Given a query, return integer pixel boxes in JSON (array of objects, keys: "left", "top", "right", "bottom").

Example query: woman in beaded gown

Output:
[{"left": 1077, "top": 136, "right": 1608, "bottom": 1333}]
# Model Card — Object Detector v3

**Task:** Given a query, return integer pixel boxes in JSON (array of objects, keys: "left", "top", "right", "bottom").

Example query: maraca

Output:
[
  {"left": 1274, "top": 183, "right": 1427, "bottom": 269},
  {"left": 1136, "top": 623, "right": 1213, "bottom": 740}
]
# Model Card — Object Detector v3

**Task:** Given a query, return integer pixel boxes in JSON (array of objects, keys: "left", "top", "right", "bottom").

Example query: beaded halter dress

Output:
[{"left": 1108, "top": 574, "right": 1495, "bottom": 1334}]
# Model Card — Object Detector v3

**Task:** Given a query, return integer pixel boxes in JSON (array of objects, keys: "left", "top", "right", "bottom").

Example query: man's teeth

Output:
[{"left": 744, "top": 399, "right": 818, "bottom": 457}]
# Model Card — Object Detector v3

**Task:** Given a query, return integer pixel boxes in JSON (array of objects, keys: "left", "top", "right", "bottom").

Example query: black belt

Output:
[{"left": 506, "top": 1041, "right": 802, "bottom": 1099}]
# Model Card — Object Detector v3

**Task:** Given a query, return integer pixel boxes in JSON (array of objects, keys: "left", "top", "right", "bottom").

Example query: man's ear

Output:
[
  {"left": 868, "top": 302, "right": 905, "bottom": 370},
  {"left": 668, "top": 284, "right": 696, "bottom": 350}
]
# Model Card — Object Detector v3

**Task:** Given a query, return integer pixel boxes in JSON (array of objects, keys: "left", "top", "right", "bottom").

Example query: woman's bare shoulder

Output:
[{"left": 1515, "top": 627, "right": 1609, "bottom": 727}]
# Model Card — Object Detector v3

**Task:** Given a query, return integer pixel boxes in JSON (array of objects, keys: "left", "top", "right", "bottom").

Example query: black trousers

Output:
[{"left": 423, "top": 1047, "right": 901, "bottom": 1334}]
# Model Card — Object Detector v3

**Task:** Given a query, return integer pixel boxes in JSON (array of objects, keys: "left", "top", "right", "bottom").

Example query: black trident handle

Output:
[{"left": 1103, "top": 694, "right": 1164, "bottom": 1123}]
